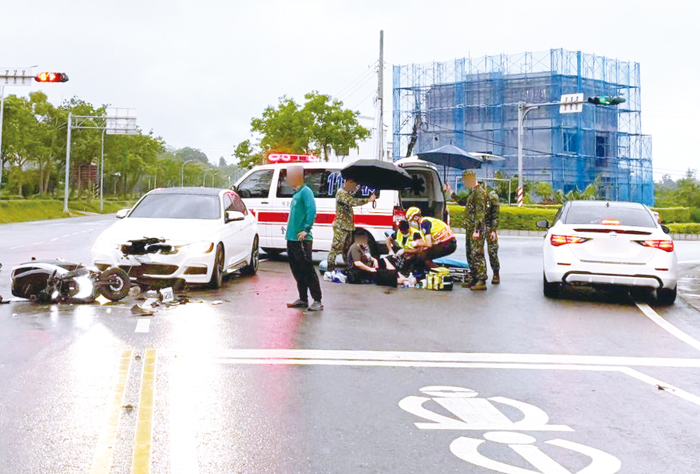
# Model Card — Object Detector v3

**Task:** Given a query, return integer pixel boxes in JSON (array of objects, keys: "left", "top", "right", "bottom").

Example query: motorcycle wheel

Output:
[{"left": 99, "top": 267, "right": 131, "bottom": 301}]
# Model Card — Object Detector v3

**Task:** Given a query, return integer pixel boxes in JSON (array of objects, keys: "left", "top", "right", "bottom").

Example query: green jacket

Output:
[{"left": 286, "top": 184, "right": 316, "bottom": 242}]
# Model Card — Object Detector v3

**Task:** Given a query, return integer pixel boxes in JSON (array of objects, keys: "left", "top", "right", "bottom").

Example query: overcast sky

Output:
[{"left": 3, "top": 0, "right": 699, "bottom": 179}]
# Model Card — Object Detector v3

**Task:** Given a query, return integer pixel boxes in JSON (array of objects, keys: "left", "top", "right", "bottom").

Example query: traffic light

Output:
[
  {"left": 587, "top": 96, "right": 625, "bottom": 106},
  {"left": 34, "top": 72, "right": 69, "bottom": 83}
]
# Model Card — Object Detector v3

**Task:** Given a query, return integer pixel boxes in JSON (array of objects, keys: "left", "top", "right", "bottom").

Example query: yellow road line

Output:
[
  {"left": 90, "top": 349, "right": 133, "bottom": 474},
  {"left": 132, "top": 348, "right": 157, "bottom": 474}
]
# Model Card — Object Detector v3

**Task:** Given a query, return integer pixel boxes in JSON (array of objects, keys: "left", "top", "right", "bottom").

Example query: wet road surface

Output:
[{"left": 1, "top": 216, "right": 700, "bottom": 473}]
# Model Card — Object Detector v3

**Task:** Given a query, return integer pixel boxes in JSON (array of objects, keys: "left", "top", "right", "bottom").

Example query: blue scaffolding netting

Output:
[{"left": 393, "top": 49, "right": 654, "bottom": 205}]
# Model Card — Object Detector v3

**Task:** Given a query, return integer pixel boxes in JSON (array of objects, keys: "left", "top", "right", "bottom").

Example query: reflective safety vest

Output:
[
  {"left": 396, "top": 229, "right": 423, "bottom": 250},
  {"left": 421, "top": 217, "right": 455, "bottom": 244}
]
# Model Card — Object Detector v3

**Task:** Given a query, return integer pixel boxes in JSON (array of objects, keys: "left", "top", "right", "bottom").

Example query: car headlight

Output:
[{"left": 185, "top": 241, "right": 215, "bottom": 254}]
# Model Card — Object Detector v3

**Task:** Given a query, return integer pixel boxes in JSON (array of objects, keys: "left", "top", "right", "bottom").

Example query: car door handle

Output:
[{"left": 261, "top": 201, "right": 269, "bottom": 204}]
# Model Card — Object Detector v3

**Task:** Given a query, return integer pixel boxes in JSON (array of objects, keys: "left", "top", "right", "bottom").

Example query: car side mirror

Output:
[
  {"left": 661, "top": 224, "right": 670, "bottom": 234},
  {"left": 536, "top": 219, "right": 550, "bottom": 229},
  {"left": 116, "top": 209, "right": 130, "bottom": 219},
  {"left": 226, "top": 211, "right": 245, "bottom": 223}
]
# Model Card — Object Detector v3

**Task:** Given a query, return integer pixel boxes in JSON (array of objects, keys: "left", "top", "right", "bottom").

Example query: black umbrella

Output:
[{"left": 341, "top": 159, "right": 413, "bottom": 190}]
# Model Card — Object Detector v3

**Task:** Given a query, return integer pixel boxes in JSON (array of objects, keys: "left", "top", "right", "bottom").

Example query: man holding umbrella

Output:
[{"left": 326, "top": 178, "right": 376, "bottom": 273}]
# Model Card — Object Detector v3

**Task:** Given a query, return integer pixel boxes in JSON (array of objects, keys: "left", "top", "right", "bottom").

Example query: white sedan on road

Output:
[
  {"left": 92, "top": 187, "right": 259, "bottom": 288},
  {"left": 538, "top": 200, "right": 677, "bottom": 304}
]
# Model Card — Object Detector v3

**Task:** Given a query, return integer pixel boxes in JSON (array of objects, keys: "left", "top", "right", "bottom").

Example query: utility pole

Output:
[
  {"left": 376, "top": 30, "right": 384, "bottom": 161},
  {"left": 64, "top": 112, "right": 72, "bottom": 213}
]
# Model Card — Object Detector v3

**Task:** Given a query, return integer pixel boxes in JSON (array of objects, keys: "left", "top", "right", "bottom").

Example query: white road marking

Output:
[
  {"left": 207, "top": 348, "right": 700, "bottom": 368},
  {"left": 9, "top": 246, "right": 24, "bottom": 250},
  {"left": 135, "top": 319, "right": 151, "bottom": 333},
  {"left": 619, "top": 367, "right": 700, "bottom": 407},
  {"left": 170, "top": 349, "right": 700, "bottom": 408},
  {"left": 50, "top": 238, "right": 59, "bottom": 242},
  {"left": 636, "top": 303, "right": 700, "bottom": 352}
]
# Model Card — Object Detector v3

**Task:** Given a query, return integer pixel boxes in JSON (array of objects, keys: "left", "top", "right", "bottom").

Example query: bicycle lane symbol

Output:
[{"left": 398, "top": 386, "right": 622, "bottom": 474}]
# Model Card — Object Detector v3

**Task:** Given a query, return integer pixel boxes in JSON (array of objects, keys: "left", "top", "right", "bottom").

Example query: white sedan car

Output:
[
  {"left": 92, "top": 187, "right": 259, "bottom": 288},
  {"left": 538, "top": 200, "right": 677, "bottom": 304}
]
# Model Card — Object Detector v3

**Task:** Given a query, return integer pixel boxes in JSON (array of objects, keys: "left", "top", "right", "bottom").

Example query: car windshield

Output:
[
  {"left": 129, "top": 194, "right": 221, "bottom": 219},
  {"left": 563, "top": 205, "right": 656, "bottom": 228}
]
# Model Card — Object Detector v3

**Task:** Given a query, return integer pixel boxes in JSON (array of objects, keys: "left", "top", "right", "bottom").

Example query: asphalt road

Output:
[{"left": 1, "top": 215, "right": 700, "bottom": 473}]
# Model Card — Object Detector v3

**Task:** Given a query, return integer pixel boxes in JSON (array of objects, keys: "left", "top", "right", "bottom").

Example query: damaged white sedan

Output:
[{"left": 92, "top": 187, "right": 259, "bottom": 288}]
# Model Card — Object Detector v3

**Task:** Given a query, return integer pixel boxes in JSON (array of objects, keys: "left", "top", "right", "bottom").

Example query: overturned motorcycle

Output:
[{"left": 11, "top": 259, "right": 130, "bottom": 304}]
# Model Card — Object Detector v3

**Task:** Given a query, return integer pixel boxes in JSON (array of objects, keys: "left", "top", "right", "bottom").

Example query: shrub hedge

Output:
[
  {"left": 667, "top": 224, "right": 700, "bottom": 235},
  {"left": 690, "top": 208, "right": 700, "bottom": 223},
  {"left": 448, "top": 204, "right": 700, "bottom": 234},
  {"left": 448, "top": 204, "right": 558, "bottom": 231},
  {"left": 651, "top": 207, "right": 690, "bottom": 224}
]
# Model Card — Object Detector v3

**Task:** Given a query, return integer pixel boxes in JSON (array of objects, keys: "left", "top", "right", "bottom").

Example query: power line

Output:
[
  {"left": 334, "top": 61, "right": 377, "bottom": 101},
  {"left": 351, "top": 90, "right": 376, "bottom": 111},
  {"left": 336, "top": 72, "right": 377, "bottom": 105}
]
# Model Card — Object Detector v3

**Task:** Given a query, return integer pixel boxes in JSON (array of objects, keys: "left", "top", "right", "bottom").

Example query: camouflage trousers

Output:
[
  {"left": 466, "top": 227, "right": 487, "bottom": 282},
  {"left": 327, "top": 228, "right": 353, "bottom": 271},
  {"left": 487, "top": 235, "right": 500, "bottom": 273}
]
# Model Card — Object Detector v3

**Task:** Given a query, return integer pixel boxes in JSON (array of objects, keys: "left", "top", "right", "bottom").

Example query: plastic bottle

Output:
[{"left": 407, "top": 273, "right": 417, "bottom": 288}]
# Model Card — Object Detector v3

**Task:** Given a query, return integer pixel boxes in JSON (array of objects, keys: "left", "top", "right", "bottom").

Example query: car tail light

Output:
[
  {"left": 600, "top": 219, "right": 621, "bottom": 225},
  {"left": 550, "top": 234, "right": 589, "bottom": 247},
  {"left": 637, "top": 240, "right": 674, "bottom": 252},
  {"left": 393, "top": 206, "right": 406, "bottom": 227}
]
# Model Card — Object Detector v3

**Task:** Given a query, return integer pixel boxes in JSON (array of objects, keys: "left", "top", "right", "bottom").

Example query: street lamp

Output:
[
  {"left": 181, "top": 160, "right": 197, "bottom": 187},
  {"left": 210, "top": 172, "right": 219, "bottom": 187},
  {"left": 515, "top": 95, "right": 625, "bottom": 207}
]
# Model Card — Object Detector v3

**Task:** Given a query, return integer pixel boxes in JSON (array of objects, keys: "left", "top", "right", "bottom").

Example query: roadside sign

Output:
[
  {"left": 106, "top": 108, "right": 138, "bottom": 135},
  {"left": 559, "top": 93, "right": 584, "bottom": 114}
]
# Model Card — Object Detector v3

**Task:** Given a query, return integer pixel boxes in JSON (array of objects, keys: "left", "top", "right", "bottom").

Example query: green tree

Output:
[
  {"left": 250, "top": 92, "right": 370, "bottom": 161},
  {"left": 232, "top": 139, "right": 263, "bottom": 170},
  {"left": 302, "top": 91, "right": 370, "bottom": 160},
  {"left": 533, "top": 181, "right": 554, "bottom": 203},
  {"left": 251, "top": 96, "right": 311, "bottom": 154},
  {"left": 175, "top": 147, "right": 209, "bottom": 164},
  {"left": 1, "top": 94, "right": 38, "bottom": 196},
  {"left": 654, "top": 170, "right": 699, "bottom": 208},
  {"left": 675, "top": 169, "right": 700, "bottom": 207}
]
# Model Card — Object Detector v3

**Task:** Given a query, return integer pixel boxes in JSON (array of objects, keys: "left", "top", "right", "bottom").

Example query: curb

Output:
[
  {"left": 678, "top": 266, "right": 700, "bottom": 313},
  {"left": 454, "top": 228, "right": 700, "bottom": 241}
]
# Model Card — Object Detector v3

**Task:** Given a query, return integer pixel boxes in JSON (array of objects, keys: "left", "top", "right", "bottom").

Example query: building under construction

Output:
[{"left": 392, "top": 49, "right": 653, "bottom": 204}]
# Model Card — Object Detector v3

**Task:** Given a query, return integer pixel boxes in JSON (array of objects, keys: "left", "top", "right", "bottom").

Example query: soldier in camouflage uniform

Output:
[
  {"left": 486, "top": 188, "right": 501, "bottom": 284},
  {"left": 447, "top": 171, "right": 487, "bottom": 289},
  {"left": 462, "top": 171, "right": 489, "bottom": 290},
  {"left": 327, "top": 178, "right": 376, "bottom": 272}
]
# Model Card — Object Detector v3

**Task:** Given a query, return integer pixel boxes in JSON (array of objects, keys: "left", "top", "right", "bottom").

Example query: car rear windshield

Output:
[
  {"left": 129, "top": 194, "right": 221, "bottom": 219},
  {"left": 563, "top": 205, "right": 656, "bottom": 228}
]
